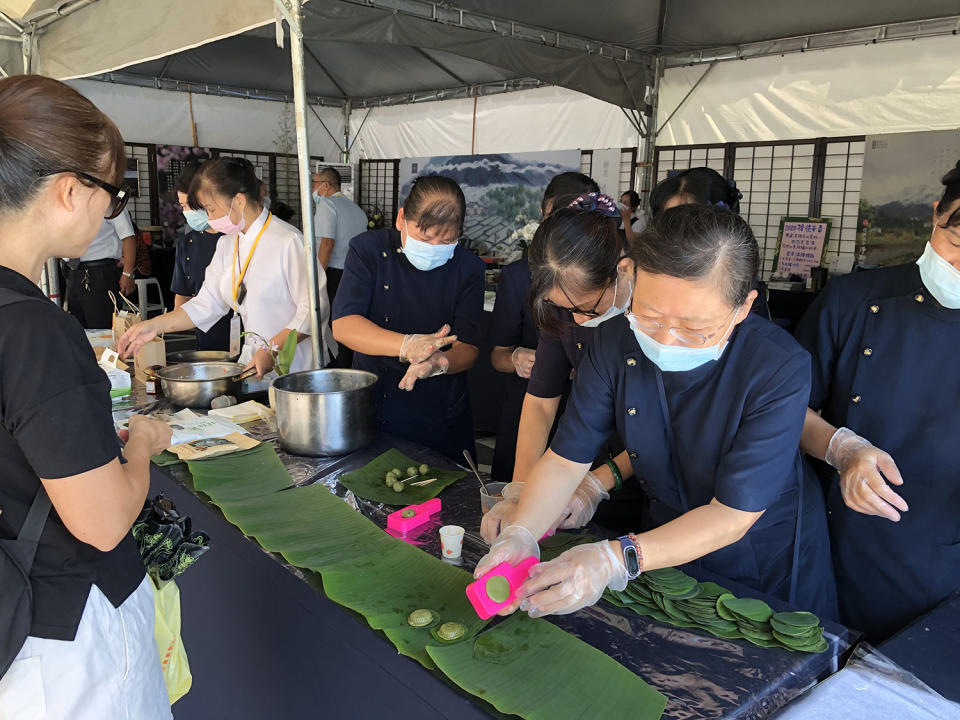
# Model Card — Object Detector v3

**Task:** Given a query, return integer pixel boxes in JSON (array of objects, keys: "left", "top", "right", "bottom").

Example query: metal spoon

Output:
[{"left": 462, "top": 449, "right": 488, "bottom": 493}]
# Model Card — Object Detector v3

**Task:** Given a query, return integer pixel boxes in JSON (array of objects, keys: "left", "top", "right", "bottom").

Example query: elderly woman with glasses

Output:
[{"left": 476, "top": 203, "right": 836, "bottom": 621}]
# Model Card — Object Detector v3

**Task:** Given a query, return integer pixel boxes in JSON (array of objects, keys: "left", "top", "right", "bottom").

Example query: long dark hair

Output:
[
  {"left": 528, "top": 207, "right": 623, "bottom": 335},
  {"left": 403, "top": 175, "right": 465, "bottom": 236},
  {"left": 188, "top": 157, "right": 262, "bottom": 210},
  {"left": 937, "top": 160, "right": 960, "bottom": 229},
  {"left": 0, "top": 75, "right": 125, "bottom": 213},
  {"left": 632, "top": 204, "right": 758, "bottom": 307},
  {"left": 650, "top": 167, "right": 742, "bottom": 216}
]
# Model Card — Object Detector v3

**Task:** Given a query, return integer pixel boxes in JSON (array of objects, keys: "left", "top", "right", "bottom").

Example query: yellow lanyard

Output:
[{"left": 232, "top": 212, "right": 272, "bottom": 309}]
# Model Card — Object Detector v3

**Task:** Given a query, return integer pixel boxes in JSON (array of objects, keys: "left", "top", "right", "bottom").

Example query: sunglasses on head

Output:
[{"left": 38, "top": 169, "right": 130, "bottom": 220}]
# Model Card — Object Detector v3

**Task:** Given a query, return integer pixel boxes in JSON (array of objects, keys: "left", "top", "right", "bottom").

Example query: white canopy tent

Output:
[{"left": 2, "top": 0, "right": 958, "bottom": 366}]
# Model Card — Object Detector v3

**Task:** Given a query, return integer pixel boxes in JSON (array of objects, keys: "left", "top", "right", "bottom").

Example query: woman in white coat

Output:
[{"left": 120, "top": 157, "right": 333, "bottom": 373}]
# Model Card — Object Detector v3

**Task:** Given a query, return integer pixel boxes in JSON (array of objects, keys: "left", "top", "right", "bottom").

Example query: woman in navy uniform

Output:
[
  {"left": 332, "top": 176, "right": 485, "bottom": 461},
  {"left": 477, "top": 204, "right": 836, "bottom": 620},
  {"left": 489, "top": 172, "right": 600, "bottom": 483},
  {"left": 795, "top": 163, "right": 960, "bottom": 641}
]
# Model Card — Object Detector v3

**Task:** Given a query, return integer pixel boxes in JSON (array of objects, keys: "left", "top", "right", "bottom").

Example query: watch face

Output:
[{"left": 624, "top": 545, "right": 640, "bottom": 577}]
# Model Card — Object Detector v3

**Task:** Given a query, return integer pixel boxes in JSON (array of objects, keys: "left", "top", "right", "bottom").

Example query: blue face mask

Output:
[
  {"left": 579, "top": 273, "right": 632, "bottom": 327},
  {"left": 630, "top": 314, "right": 736, "bottom": 372},
  {"left": 312, "top": 190, "right": 322, "bottom": 205},
  {"left": 183, "top": 208, "right": 209, "bottom": 232},
  {"left": 262, "top": 195, "right": 271, "bottom": 211},
  {"left": 402, "top": 223, "right": 457, "bottom": 271},
  {"left": 917, "top": 242, "right": 960, "bottom": 309}
]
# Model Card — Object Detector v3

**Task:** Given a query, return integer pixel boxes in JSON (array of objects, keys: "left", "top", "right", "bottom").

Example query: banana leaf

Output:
[
  {"left": 337, "top": 448, "right": 465, "bottom": 505},
  {"left": 428, "top": 614, "right": 668, "bottom": 720},
  {"left": 538, "top": 531, "right": 598, "bottom": 561},
  {"left": 186, "top": 443, "right": 292, "bottom": 502},
  {"left": 152, "top": 450, "right": 183, "bottom": 467}
]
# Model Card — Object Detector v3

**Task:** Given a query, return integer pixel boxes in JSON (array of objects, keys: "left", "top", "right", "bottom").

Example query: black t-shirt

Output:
[{"left": 0, "top": 266, "right": 145, "bottom": 641}]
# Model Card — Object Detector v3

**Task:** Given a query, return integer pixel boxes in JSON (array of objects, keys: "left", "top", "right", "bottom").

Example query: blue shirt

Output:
[
  {"left": 551, "top": 313, "right": 836, "bottom": 616},
  {"left": 314, "top": 193, "right": 369, "bottom": 271},
  {"left": 170, "top": 229, "right": 223, "bottom": 298},
  {"left": 332, "top": 229, "right": 485, "bottom": 461},
  {"left": 796, "top": 263, "right": 960, "bottom": 639}
]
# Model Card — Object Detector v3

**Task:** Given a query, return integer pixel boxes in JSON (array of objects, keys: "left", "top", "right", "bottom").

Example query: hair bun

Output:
[{"left": 942, "top": 161, "right": 960, "bottom": 187}]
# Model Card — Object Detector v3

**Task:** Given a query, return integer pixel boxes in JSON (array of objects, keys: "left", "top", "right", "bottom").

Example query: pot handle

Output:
[{"left": 235, "top": 366, "right": 259, "bottom": 381}]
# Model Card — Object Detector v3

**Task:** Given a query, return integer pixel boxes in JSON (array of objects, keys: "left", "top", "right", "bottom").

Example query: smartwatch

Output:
[{"left": 617, "top": 535, "right": 643, "bottom": 580}]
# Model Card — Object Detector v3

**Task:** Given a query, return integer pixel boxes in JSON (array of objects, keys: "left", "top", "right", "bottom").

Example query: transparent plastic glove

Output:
[
  {"left": 556, "top": 471, "right": 609, "bottom": 530},
  {"left": 398, "top": 351, "right": 449, "bottom": 391},
  {"left": 480, "top": 482, "right": 525, "bottom": 544},
  {"left": 517, "top": 541, "right": 627, "bottom": 618},
  {"left": 510, "top": 347, "right": 536, "bottom": 378},
  {"left": 474, "top": 525, "right": 540, "bottom": 582},
  {"left": 399, "top": 324, "right": 456, "bottom": 364},
  {"left": 825, "top": 427, "right": 908, "bottom": 522}
]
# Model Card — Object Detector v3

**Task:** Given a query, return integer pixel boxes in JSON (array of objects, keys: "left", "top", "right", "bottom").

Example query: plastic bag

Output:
[{"left": 151, "top": 577, "right": 192, "bottom": 705}]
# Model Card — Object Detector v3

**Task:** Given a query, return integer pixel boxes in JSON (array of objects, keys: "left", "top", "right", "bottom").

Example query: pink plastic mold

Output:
[
  {"left": 465, "top": 557, "right": 539, "bottom": 619},
  {"left": 386, "top": 498, "right": 442, "bottom": 534}
]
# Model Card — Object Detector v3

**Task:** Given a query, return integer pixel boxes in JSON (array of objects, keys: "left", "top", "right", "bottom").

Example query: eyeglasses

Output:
[
  {"left": 544, "top": 277, "right": 612, "bottom": 318},
  {"left": 38, "top": 169, "right": 129, "bottom": 219},
  {"left": 627, "top": 305, "right": 739, "bottom": 347}
]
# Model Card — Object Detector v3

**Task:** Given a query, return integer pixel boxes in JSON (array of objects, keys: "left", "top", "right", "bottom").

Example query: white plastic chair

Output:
[{"left": 135, "top": 277, "right": 165, "bottom": 320}]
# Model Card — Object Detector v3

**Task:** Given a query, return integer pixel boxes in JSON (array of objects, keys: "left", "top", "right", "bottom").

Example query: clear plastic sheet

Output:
[
  {"left": 129, "top": 385, "right": 856, "bottom": 720},
  {"left": 771, "top": 644, "right": 960, "bottom": 719}
]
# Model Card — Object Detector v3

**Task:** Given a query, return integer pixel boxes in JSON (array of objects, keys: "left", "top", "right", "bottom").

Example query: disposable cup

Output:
[
  {"left": 439, "top": 525, "right": 465, "bottom": 559},
  {"left": 479, "top": 481, "right": 509, "bottom": 515}
]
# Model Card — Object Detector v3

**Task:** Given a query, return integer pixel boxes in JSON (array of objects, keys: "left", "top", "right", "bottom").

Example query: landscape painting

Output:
[{"left": 858, "top": 130, "right": 960, "bottom": 267}]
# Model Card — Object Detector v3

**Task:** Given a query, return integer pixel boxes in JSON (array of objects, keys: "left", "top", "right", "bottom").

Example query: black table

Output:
[
  {"left": 880, "top": 591, "right": 960, "bottom": 703},
  {"left": 147, "top": 424, "right": 854, "bottom": 720}
]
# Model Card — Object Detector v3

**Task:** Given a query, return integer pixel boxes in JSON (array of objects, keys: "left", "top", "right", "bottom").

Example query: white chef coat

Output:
[
  {"left": 182, "top": 208, "right": 334, "bottom": 371},
  {"left": 79, "top": 209, "right": 135, "bottom": 262}
]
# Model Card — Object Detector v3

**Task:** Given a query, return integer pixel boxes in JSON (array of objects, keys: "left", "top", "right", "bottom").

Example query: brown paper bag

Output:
[
  {"left": 167, "top": 433, "right": 259, "bottom": 461},
  {"left": 134, "top": 336, "right": 166, "bottom": 383},
  {"left": 110, "top": 291, "right": 140, "bottom": 346}
]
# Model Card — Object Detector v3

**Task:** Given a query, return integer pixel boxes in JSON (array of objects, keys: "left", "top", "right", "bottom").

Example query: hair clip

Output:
[
  {"left": 715, "top": 200, "right": 729, "bottom": 209},
  {"left": 568, "top": 192, "right": 620, "bottom": 218},
  {"left": 726, "top": 178, "right": 744, "bottom": 200}
]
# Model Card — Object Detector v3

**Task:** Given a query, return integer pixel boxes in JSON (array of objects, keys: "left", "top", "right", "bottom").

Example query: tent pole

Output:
[
  {"left": 281, "top": 0, "right": 323, "bottom": 369},
  {"left": 641, "top": 55, "right": 663, "bottom": 208},
  {"left": 342, "top": 99, "right": 351, "bottom": 164}
]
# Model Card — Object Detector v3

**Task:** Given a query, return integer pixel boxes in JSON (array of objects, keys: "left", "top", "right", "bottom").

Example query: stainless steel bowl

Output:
[
  {"left": 271, "top": 369, "right": 378, "bottom": 456},
  {"left": 166, "top": 350, "right": 240, "bottom": 364},
  {"left": 157, "top": 361, "right": 256, "bottom": 408}
]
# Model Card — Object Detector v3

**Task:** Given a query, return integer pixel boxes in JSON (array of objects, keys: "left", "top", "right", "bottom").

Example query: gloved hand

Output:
[
  {"left": 399, "top": 324, "right": 457, "bottom": 364},
  {"left": 474, "top": 525, "right": 540, "bottom": 585},
  {"left": 556, "top": 471, "right": 609, "bottom": 530},
  {"left": 825, "top": 427, "right": 908, "bottom": 522},
  {"left": 511, "top": 347, "right": 536, "bottom": 378},
  {"left": 516, "top": 540, "right": 627, "bottom": 618},
  {"left": 480, "top": 482, "right": 526, "bottom": 543},
  {"left": 398, "top": 351, "right": 449, "bottom": 391}
]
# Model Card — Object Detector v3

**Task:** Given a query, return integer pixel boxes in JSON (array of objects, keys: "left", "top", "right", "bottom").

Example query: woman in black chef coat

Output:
[
  {"left": 489, "top": 172, "right": 600, "bottom": 482},
  {"left": 795, "top": 162, "right": 960, "bottom": 641},
  {"left": 0, "top": 76, "right": 171, "bottom": 716},
  {"left": 477, "top": 204, "right": 836, "bottom": 620},
  {"left": 332, "top": 176, "right": 485, "bottom": 461}
]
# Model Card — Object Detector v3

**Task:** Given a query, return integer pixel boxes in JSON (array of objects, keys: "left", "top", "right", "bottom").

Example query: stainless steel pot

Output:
[
  {"left": 271, "top": 369, "right": 377, "bottom": 456},
  {"left": 166, "top": 350, "right": 240, "bottom": 364},
  {"left": 157, "top": 362, "right": 257, "bottom": 408}
]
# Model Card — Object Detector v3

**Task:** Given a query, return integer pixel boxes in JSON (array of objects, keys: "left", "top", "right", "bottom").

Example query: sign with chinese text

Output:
[{"left": 773, "top": 217, "right": 832, "bottom": 278}]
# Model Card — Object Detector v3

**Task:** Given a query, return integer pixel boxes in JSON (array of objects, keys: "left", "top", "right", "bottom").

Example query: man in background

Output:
[
  {"left": 312, "top": 167, "right": 368, "bottom": 368},
  {"left": 65, "top": 208, "right": 137, "bottom": 329}
]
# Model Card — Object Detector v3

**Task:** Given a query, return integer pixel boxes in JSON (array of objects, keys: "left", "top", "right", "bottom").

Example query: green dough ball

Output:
[
  {"left": 436, "top": 621, "right": 466, "bottom": 641},
  {"left": 406, "top": 466, "right": 418, "bottom": 477},
  {"left": 406, "top": 608, "right": 437, "bottom": 628},
  {"left": 385, "top": 475, "right": 395, "bottom": 487},
  {"left": 391, "top": 468, "right": 402, "bottom": 477},
  {"left": 485, "top": 575, "right": 511, "bottom": 604},
  {"left": 401, "top": 508, "right": 417, "bottom": 519},
  {"left": 393, "top": 482, "right": 405, "bottom": 493},
  {"left": 418, "top": 463, "right": 429, "bottom": 475}
]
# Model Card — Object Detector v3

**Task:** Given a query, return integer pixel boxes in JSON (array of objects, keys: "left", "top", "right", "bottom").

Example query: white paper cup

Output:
[
  {"left": 479, "top": 481, "right": 508, "bottom": 514},
  {"left": 439, "top": 525, "right": 465, "bottom": 559}
]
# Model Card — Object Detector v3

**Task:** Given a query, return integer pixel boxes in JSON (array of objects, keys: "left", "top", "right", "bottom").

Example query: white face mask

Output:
[
  {"left": 917, "top": 242, "right": 960, "bottom": 309},
  {"left": 578, "top": 273, "right": 633, "bottom": 327}
]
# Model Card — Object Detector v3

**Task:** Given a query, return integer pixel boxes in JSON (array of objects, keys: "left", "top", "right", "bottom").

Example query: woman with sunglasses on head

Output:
[
  {"left": 476, "top": 203, "right": 836, "bottom": 622},
  {"left": 119, "top": 157, "right": 334, "bottom": 376},
  {"left": 489, "top": 172, "right": 600, "bottom": 483},
  {"left": 0, "top": 76, "right": 171, "bottom": 716},
  {"left": 794, "top": 163, "right": 960, "bottom": 641},
  {"left": 332, "top": 175, "right": 485, "bottom": 461},
  {"left": 483, "top": 193, "right": 637, "bottom": 542}
]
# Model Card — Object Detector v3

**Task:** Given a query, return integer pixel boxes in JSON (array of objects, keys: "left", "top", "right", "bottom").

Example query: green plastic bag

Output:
[{"left": 151, "top": 576, "right": 192, "bottom": 705}]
